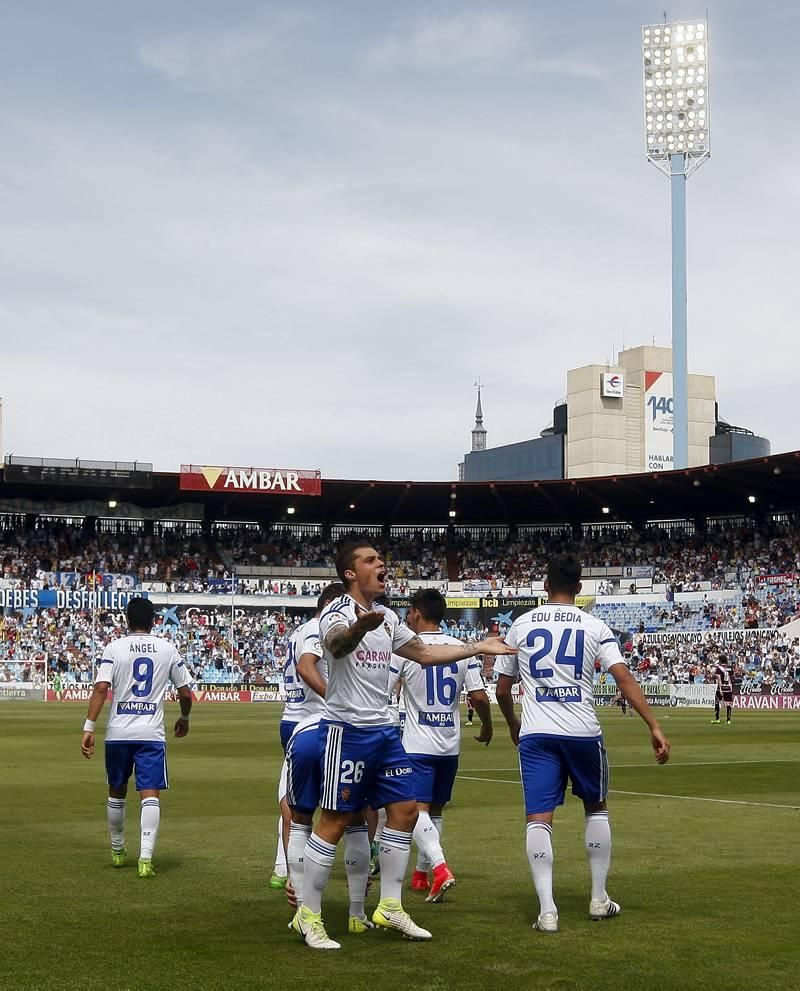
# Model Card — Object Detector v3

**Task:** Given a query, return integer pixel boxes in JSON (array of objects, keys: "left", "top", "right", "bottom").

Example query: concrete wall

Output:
[{"left": 566, "top": 346, "right": 716, "bottom": 478}]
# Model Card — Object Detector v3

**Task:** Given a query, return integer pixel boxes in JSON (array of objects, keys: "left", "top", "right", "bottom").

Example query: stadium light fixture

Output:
[
  {"left": 286, "top": 506, "right": 296, "bottom": 515},
  {"left": 748, "top": 495, "right": 757, "bottom": 504},
  {"left": 643, "top": 19, "right": 710, "bottom": 471},
  {"left": 449, "top": 509, "right": 457, "bottom": 518},
  {"left": 601, "top": 506, "right": 611, "bottom": 515},
  {"left": 107, "top": 500, "right": 117, "bottom": 509}
]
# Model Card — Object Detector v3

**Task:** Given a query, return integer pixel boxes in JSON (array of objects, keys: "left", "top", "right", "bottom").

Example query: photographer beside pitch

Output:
[
  {"left": 80, "top": 597, "right": 193, "bottom": 877},
  {"left": 495, "top": 555, "right": 671, "bottom": 934}
]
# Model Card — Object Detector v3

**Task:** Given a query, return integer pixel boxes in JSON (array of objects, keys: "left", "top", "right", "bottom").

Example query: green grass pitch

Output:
[{"left": 1, "top": 703, "right": 798, "bottom": 991}]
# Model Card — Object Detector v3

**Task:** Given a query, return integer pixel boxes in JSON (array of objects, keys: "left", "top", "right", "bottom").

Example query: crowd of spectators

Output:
[
  {"left": 626, "top": 630, "right": 800, "bottom": 690},
  {"left": 4, "top": 516, "right": 800, "bottom": 594},
  {"left": 455, "top": 521, "right": 800, "bottom": 590},
  {"left": 0, "top": 607, "right": 302, "bottom": 687},
  {"left": 3, "top": 514, "right": 800, "bottom": 689}
]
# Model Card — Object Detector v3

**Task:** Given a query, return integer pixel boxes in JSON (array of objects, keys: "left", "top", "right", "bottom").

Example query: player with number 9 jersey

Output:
[{"left": 100, "top": 633, "right": 192, "bottom": 744}]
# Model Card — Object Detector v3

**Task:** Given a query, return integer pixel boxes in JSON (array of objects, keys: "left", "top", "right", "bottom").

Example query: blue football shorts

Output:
[
  {"left": 279, "top": 718, "right": 298, "bottom": 753},
  {"left": 518, "top": 734, "right": 608, "bottom": 814},
  {"left": 105, "top": 741, "right": 168, "bottom": 791},
  {"left": 285, "top": 723, "right": 322, "bottom": 814},
  {"left": 318, "top": 721, "right": 415, "bottom": 812},
  {"left": 406, "top": 754, "right": 459, "bottom": 805}
]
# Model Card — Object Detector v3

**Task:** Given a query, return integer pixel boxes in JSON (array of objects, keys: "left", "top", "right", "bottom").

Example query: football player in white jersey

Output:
[
  {"left": 279, "top": 581, "right": 376, "bottom": 935},
  {"left": 80, "top": 597, "right": 193, "bottom": 878},
  {"left": 397, "top": 589, "right": 492, "bottom": 902},
  {"left": 271, "top": 610, "right": 328, "bottom": 890},
  {"left": 290, "top": 541, "right": 514, "bottom": 950},
  {"left": 494, "top": 555, "right": 671, "bottom": 933}
]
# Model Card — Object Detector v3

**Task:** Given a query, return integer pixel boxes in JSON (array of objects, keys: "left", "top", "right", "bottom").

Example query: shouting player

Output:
[
  {"left": 397, "top": 588, "right": 492, "bottom": 901},
  {"left": 80, "top": 597, "right": 193, "bottom": 877},
  {"left": 280, "top": 581, "right": 376, "bottom": 934},
  {"left": 495, "top": 555, "right": 670, "bottom": 933},
  {"left": 290, "top": 541, "right": 514, "bottom": 950}
]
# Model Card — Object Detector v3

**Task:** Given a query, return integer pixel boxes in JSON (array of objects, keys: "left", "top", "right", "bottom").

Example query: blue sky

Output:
[{"left": 1, "top": 1, "right": 797, "bottom": 479}]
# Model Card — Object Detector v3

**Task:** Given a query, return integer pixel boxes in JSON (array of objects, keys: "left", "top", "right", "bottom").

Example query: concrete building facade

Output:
[{"left": 565, "top": 346, "right": 716, "bottom": 478}]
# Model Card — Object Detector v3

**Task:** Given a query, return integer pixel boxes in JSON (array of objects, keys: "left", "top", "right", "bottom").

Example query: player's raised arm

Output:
[
  {"left": 324, "top": 610, "right": 385, "bottom": 658},
  {"left": 609, "top": 663, "right": 671, "bottom": 764},
  {"left": 396, "top": 634, "right": 515, "bottom": 667}
]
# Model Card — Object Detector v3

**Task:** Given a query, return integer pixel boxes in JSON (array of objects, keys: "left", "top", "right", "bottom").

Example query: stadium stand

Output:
[{"left": 2, "top": 453, "right": 800, "bottom": 689}]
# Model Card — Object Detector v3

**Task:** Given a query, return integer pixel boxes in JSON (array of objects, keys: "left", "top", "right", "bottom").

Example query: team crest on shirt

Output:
[
  {"left": 383, "top": 622, "right": 391, "bottom": 636},
  {"left": 341, "top": 788, "right": 351, "bottom": 802}
]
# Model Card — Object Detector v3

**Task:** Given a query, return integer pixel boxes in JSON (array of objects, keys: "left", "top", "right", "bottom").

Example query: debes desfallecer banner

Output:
[{"left": 0, "top": 588, "right": 147, "bottom": 611}]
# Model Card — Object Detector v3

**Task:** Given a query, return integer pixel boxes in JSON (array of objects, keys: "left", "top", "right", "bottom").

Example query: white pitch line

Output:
[
  {"left": 608, "top": 789, "right": 799, "bottom": 811},
  {"left": 455, "top": 775, "right": 799, "bottom": 811},
  {"left": 460, "top": 757, "right": 800, "bottom": 773}
]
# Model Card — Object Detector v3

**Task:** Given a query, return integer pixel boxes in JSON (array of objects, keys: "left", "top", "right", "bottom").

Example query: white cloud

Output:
[
  {"left": 367, "top": 11, "right": 524, "bottom": 71},
  {"left": 138, "top": 9, "right": 315, "bottom": 92}
]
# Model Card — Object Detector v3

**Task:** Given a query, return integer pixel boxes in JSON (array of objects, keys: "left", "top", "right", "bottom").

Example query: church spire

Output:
[{"left": 471, "top": 380, "right": 487, "bottom": 452}]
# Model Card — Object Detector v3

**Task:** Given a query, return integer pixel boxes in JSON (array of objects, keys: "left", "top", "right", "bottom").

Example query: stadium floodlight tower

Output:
[{"left": 642, "top": 19, "right": 710, "bottom": 470}]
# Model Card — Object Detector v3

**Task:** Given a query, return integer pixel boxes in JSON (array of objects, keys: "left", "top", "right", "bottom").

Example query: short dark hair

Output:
[
  {"left": 546, "top": 555, "right": 582, "bottom": 595},
  {"left": 409, "top": 588, "right": 446, "bottom": 625},
  {"left": 127, "top": 596, "right": 155, "bottom": 632},
  {"left": 318, "top": 582, "right": 345, "bottom": 611},
  {"left": 335, "top": 541, "right": 376, "bottom": 587}
]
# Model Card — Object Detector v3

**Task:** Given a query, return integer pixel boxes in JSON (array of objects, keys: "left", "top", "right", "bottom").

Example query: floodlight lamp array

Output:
[{"left": 643, "top": 21, "right": 710, "bottom": 168}]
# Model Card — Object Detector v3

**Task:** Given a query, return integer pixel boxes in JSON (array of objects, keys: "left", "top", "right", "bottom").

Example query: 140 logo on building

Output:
[{"left": 644, "top": 371, "right": 674, "bottom": 471}]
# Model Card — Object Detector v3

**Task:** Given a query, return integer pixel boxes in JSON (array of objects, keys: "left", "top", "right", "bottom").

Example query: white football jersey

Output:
[
  {"left": 319, "top": 595, "right": 415, "bottom": 727},
  {"left": 281, "top": 619, "right": 326, "bottom": 723},
  {"left": 398, "top": 631, "right": 484, "bottom": 757},
  {"left": 96, "top": 634, "right": 192, "bottom": 743},
  {"left": 494, "top": 604, "right": 623, "bottom": 739}
]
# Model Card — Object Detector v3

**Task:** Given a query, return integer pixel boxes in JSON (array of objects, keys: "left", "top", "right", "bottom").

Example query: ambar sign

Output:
[{"left": 180, "top": 465, "right": 321, "bottom": 496}]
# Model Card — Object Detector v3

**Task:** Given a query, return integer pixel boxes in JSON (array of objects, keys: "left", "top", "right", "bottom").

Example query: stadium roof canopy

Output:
[{"left": 2, "top": 452, "right": 800, "bottom": 528}]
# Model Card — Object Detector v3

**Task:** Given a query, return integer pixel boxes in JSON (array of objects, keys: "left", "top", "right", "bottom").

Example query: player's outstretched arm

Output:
[
  {"left": 325, "top": 612, "right": 385, "bottom": 658},
  {"left": 174, "top": 685, "right": 193, "bottom": 738},
  {"left": 469, "top": 689, "right": 493, "bottom": 745},
  {"left": 397, "top": 635, "right": 515, "bottom": 668},
  {"left": 495, "top": 675, "right": 520, "bottom": 747},
  {"left": 81, "top": 682, "right": 110, "bottom": 759},
  {"left": 296, "top": 653, "right": 327, "bottom": 697},
  {"left": 610, "top": 664, "right": 671, "bottom": 764}
]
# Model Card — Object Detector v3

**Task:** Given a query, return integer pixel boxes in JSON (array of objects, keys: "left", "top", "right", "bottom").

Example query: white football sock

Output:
[
  {"left": 273, "top": 815, "right": 288, "bottom": 876},
  {"left": 379, "top": 827, "right": 413, "bottom": 903},
  {"left": 140, "top": 798, "right": 160, "bottom": 861},
  {"left": 585, "top": 812, "right": 612, "bottom": 902},
  {"left": 413, "top": 811, "right": 446, "bottom": 870},
  {"left": 415, "top": 814, "right": 442, "bottom": 872},
  {"left": 526, "top": 821, "right": 556, "bottom": 915},
  {"left": 288, "top": 822, "right": 312, "bottom": 906},
  {"left": 374, "top": 807, "right": 387, "bottom": 844},
  {"left": 107, "top": 798, "right": 126, "bottom": 851},
  {"left": 344, "top": 824, "right": 370, "bottom": 918},
  {"left": 301, "top": 833, "right": 337, "bottom": 915}
]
